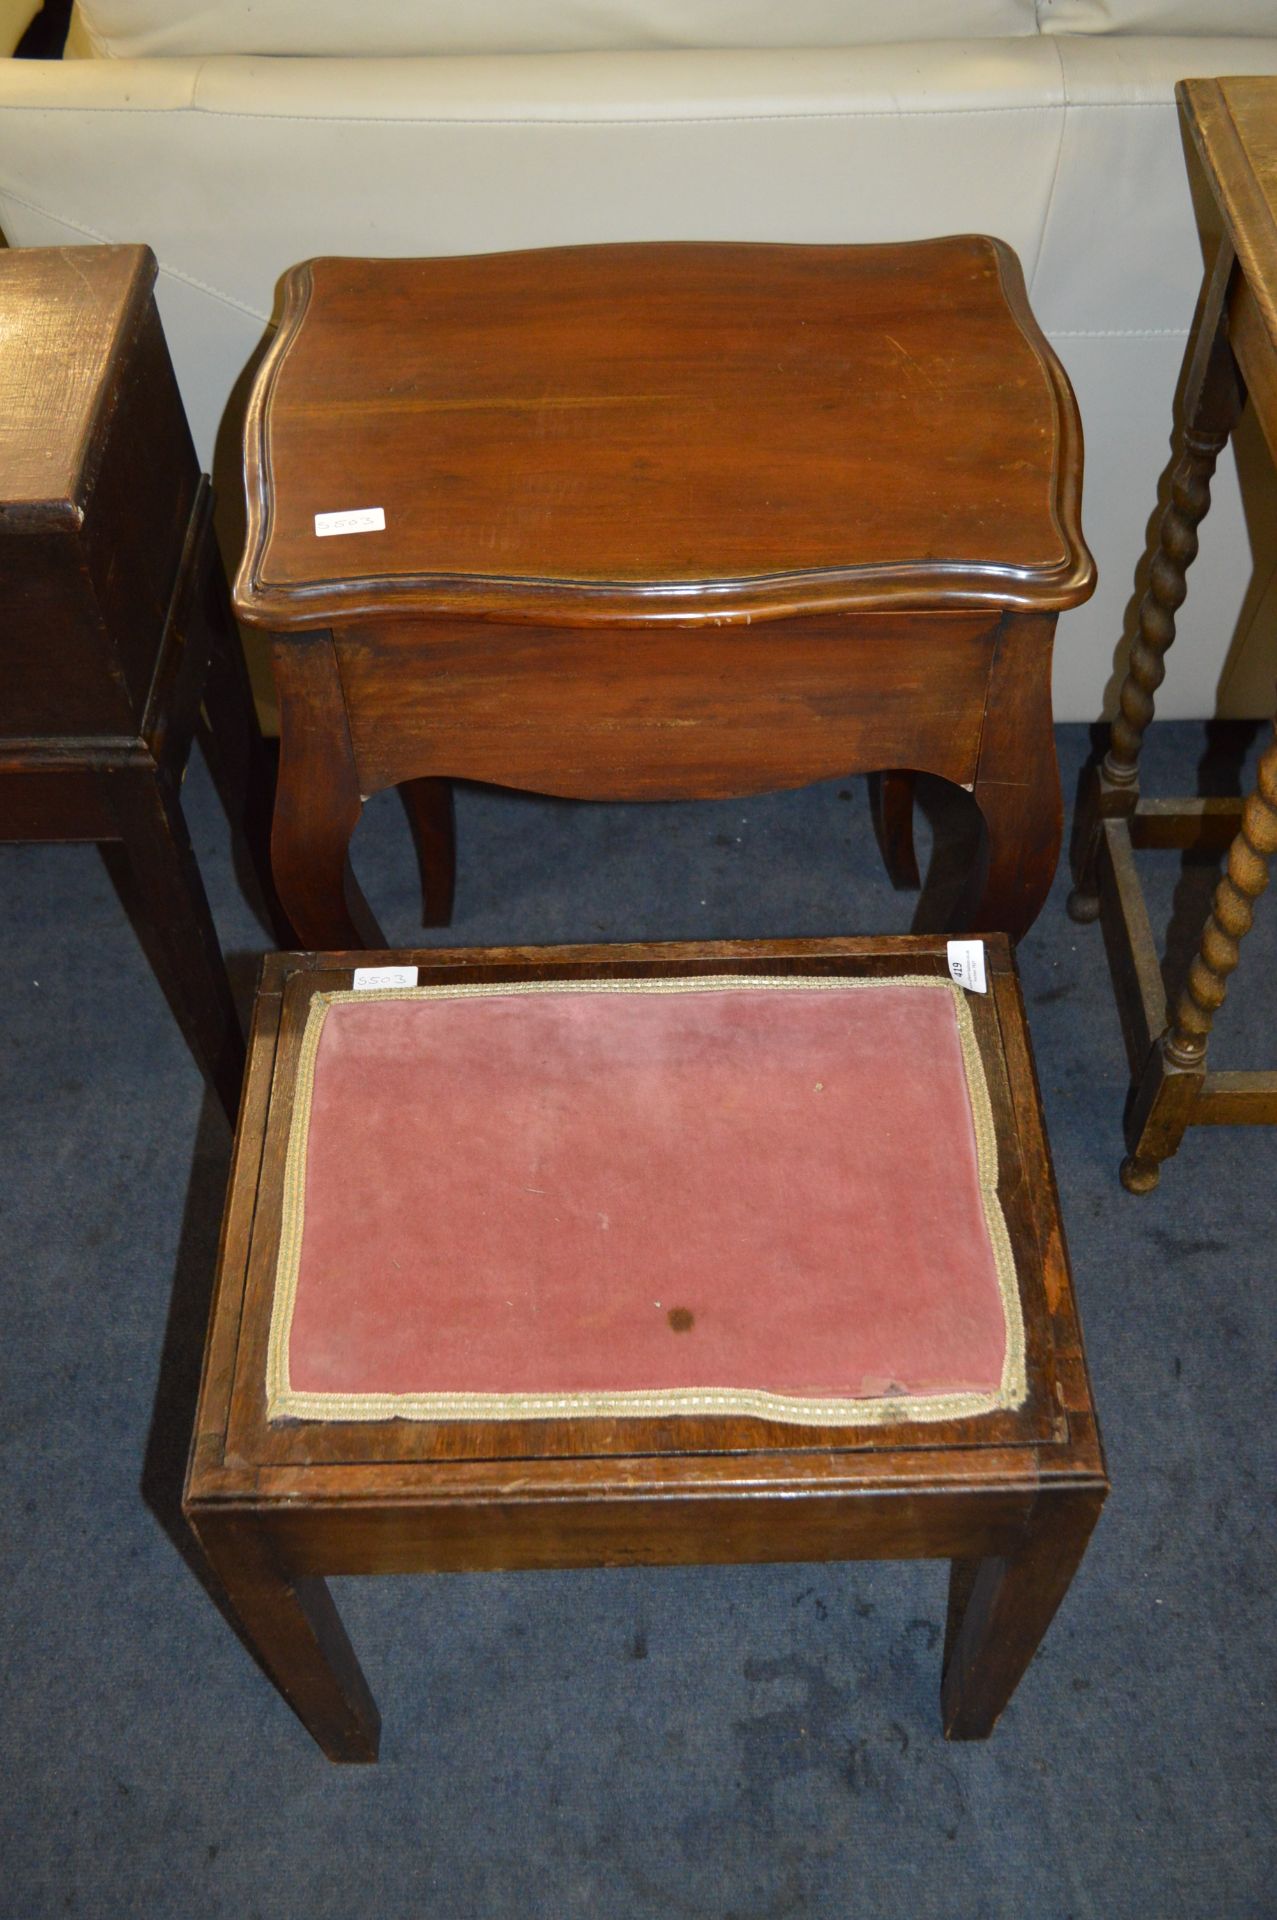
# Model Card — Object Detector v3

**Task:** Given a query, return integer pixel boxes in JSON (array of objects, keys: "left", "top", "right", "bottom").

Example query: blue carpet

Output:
[{"left": 0, "top": 722, "right": 1273, "bottom": 1919}]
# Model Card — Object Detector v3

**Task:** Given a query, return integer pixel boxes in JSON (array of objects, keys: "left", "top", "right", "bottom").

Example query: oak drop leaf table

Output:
[
  {"left": 233, "top": 239, "right": 1094, "bottom": 947},
  {"left": 184, "top": 933, "right": 1106, "bottom": 1761},
  {"left": 1069, "top": 78, "right": 1277, "bottom": 1191}
]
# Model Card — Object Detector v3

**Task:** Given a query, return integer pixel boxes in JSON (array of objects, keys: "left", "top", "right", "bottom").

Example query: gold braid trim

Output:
[{"left": 267, "top": 974, "right": 1026, "bottom": 1427}]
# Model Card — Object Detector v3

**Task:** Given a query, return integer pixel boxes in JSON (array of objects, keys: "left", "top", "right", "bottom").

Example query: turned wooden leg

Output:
[
  {"left": 869, "top": 770, "right": 921, "bottom": 890},
  {"left": 105, "top": 769, "right": 245, "bottom": 1122},
  {"left": 189, "top": 1514, "right": 380, "bottom": 1763},
  {"left": 958, "top": 613, "right": 1061, "bottom": 943},
  {"left": 1069, "top": 248, "right": 1244, "bottom": 923},
  {"left": 941, "top": 1491, "right": 1104, "bottom": 1739},
  {"left": 271, "top": 630, "right": 384, "bottom": 949},
  {"left": 1121, "top": 719, "right": 1277, "bottom": 1192},
  {"left": 401, "top": 776, "right": 456, "bottom": 927}
]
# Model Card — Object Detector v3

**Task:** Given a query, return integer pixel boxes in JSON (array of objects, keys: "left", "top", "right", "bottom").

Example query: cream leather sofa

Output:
[{"left": 1, "top": 1, "right": 1275, "bottom": 720}]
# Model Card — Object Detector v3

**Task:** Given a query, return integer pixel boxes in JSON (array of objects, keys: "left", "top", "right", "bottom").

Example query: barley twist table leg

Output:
[
  {"left": 1067, "top": 425, "right": 1229, "bottom": 922},
  {"left": 1068, "top": 247, "right": 1243, "bottom": 923},
  {"left": 1110, "top": 433, "right": 1224, "bottom": 771},
  {"left": 1121, "top": 720, "right": 1277, "bottom": 1192}
]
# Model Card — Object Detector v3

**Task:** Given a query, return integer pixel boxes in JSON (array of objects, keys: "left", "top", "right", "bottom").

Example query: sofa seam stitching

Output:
[
  {"left": 0, "top": 187, "right": 1196, "bottom": 338},
  {"left": 1049, "top": 326, "right": 1188, "bottom": 337},
  {"left": 0, "top": 101, "right": 1174, "bottom": 125},
  {"left": 1028, "top": 36, "right": 1070, "bottom": 297},
  {"left": 0, "top": 185, "right": 271, "bottom": 320}
]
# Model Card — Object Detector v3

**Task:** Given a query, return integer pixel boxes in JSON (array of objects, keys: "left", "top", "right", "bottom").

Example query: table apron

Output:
[
  {"left": 234, "top": 1483, "right": 1041, "bottom": 1577},
  {"left": 325, "top": 611, "right": 1001, "bottom": 802}
]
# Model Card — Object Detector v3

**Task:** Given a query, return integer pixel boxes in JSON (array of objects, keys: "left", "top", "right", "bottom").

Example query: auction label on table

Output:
[
  {"left": 946, "top": 940, "right": 987, "bottom": 995},
  {"left": 314, "top": 506, "right": 386, "bottom": 537}
]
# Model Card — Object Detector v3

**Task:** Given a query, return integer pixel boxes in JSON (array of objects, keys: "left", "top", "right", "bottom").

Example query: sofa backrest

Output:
[
  {"left": 1038, "top": 1, "right": 1277, "bottom": 29},
  {"left": 68, "top": 0, "right": 1277, "bottom": 60},
  {"left": 70, "top": 1, "right": 1045, "bottom": 59}
]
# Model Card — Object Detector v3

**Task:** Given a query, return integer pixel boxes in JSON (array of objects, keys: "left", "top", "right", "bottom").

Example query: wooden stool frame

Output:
[{"left": 184, "top": 935, "right": 1106, "bottom": 1761}]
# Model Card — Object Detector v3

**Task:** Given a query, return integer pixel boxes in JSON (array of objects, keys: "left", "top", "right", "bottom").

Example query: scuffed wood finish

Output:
[
  {"left": 0, "top": 244, "right": 283, "bottom": 1119},
  {"left": 235, "top": 239, "right": 1094, "bottom": 948},
  {"left": 0, "top": 244, "right": 153, "bottom": 525},
  {"left": 184, "top": 935, "right": 1108, "bottom": 1760},
  {"left": 235, "top": 239, "right": 1094, "bottom": 631},
  {"left": 1181, "top": 79, "right": 1277, "bottom": 367},
  {"left": 1, "top": 245, "right": 196, "bottom": 738},
  {"left": 1070, "top": 78, "right": 1277, "bottom": 1190}
]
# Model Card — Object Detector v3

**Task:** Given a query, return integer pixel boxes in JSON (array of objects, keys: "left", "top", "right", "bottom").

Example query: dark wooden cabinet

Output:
[{"left": 0, "top": 244, "right": 280, "bottom": 1118}]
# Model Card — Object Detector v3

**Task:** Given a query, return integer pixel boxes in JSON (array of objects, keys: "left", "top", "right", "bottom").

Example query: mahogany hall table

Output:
[
  {"left": 184, "top": 934, "right": 1106, "bottom": 1760},
  {"left": 233, "top": 239, "right": 1094, "bottom": 948}
]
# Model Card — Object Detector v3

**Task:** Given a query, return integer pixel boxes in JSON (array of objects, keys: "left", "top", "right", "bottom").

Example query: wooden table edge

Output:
[{"left": 232, "top": 239, "right": 1095, "bottom": 632}]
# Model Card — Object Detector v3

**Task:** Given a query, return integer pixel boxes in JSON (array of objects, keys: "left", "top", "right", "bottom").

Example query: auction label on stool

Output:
[
  {"left": 946, "top": 940, "right": 987, "bottom": 994},
  {"left": 352, "top": 965, "right": 419, "bottom": 991}
]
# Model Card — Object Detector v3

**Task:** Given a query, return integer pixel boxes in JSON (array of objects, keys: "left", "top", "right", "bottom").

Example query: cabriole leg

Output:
[
  {"left": 271, "top": 630, "right": 384, "bottom": 949},
  {"left": 401, "top": 776, "right": 457, "bottom": 928},
  {"left": 959, "top": 613, "right": 1060, "bottom": 943}
]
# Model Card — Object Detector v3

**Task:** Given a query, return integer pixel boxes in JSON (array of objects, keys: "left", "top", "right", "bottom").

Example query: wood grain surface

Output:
[
  {"left": 0, "top": 245, "right": 155, "bottom": 527},
  {"left": 1180, "top": 78, "right": 1277, "bottom": 366},
  {"left": 235, "top": 237, "right": 1094, "bottom": 629}
]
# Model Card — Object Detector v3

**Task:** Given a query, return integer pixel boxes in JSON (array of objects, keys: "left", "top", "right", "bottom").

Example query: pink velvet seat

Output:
[{"left": 269, "top": 973, "right": 1024, "bottom": 1429}]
